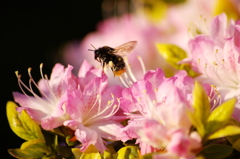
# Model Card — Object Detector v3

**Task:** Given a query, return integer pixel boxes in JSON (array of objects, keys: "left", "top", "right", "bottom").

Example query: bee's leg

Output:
[
  {"left": 102, "top": 61, "right": 105, "bottom": 68},
  {"left": 96, "top": 58, "right": 101, "bottom": 63}
]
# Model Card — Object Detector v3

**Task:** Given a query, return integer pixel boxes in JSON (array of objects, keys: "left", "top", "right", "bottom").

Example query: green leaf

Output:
[
  {"left": 56, "top": 146, "right": 73, "bottom": 158},
  {"left": 208, "top": 125, "right": 240, "bottom": 140},
  {"left": 156, "top": 43, "right": 187, "bottom": 69},
  {"left": 198, "top": 144, "right": 233, "bottom": 159},
  {"left": 42, "top": 130, "right": 58, "bottom": 150},
  {"left": 116, "top": 146, "right": 139, "bottom": 159},
  {"left": 206, "top": 98, "right": 236, "bottom": 136}
]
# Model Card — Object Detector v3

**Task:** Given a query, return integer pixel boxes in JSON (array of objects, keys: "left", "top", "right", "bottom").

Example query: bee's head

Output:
[{"left": 88, "top": 44, "right": 101, "bottom": 60}]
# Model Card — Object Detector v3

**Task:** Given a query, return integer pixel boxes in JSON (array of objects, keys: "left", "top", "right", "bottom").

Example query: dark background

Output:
[{"left": 1, "top": 0, "right": 103, "bottom": 158}]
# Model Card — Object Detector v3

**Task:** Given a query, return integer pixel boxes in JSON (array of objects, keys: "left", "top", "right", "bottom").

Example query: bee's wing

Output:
[{"left": 113, "top": 41, "right": 137, "bottom": 56}]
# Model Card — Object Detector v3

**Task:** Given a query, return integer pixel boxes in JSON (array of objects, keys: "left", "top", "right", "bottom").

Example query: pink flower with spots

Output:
[
  {"left": 182, "top": 13, "right": 240, "bottom": 120},
  {"left": 63, "top": 60, "right": 126, "bottom": 153},
  {"left": 13, "top": 63, "right": 77, "bottom": 130},
  {"left": 120, "top": 68, "right": 201, "bottom": 156}
]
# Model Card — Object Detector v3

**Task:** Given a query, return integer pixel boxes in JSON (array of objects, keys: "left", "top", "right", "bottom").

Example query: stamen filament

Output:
[
  {"left": 137, "top": 56, "right": 146, "bottom": 74},
  {"left": 119, "top": 76, "right": 130, "bottom": 88},
  {"left": 83, "top": 94, "right": 100, "bottom": 120},
  {"left": 15, "top": 71, "right": 52, "bottom": 110},
  {"left": 83, "top": 94, "right": 119, "bottom": 125},
  {"left": 39, "top": 64, "right": 58, "bottom": 102},
  {"left": 124, "top": 57, "right": 137, "bottom": 82},
  {"left": 15, "top": 71, "right": 31, "bottom": 98},
  {"left": 28, "top": 68, "right": 53, "bottom": 103}
]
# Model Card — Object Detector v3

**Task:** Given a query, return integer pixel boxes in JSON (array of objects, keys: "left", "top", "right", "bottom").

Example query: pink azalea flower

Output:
[
  {"left": 63, "top": 60, "right": 126, "bottom": 153},
  {"left": 139, "top": 120, "right": 201, "bottom": 159},
  {"left": 182, "top": 13, "right": 240, "bottom": 120},
  {"left": 120, "top": 68, "right": 201, "bottom": 156},
  {"left": 13, "top": 63, "right": 77, "bottom": 130}
]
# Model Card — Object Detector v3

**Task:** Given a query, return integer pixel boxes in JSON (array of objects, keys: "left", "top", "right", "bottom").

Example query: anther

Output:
[
  {"left": 40, "top": 63, "right": 44, "bottom": 69},
  {"left": 15, "top": 71, "right": 20, "bottom": 78},
  {"left": 204, "top": 63, "right": 207, "bottom": 68}
]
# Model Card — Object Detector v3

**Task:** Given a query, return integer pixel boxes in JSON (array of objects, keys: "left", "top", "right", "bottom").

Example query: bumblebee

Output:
[{"left": 88, "top": 41, "right": 137, "bottom": 77}]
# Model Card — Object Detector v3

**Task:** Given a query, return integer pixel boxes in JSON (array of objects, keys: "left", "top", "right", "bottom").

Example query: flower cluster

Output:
[{"left": 6, "top": 2, "right": 240, "bottom": 159}]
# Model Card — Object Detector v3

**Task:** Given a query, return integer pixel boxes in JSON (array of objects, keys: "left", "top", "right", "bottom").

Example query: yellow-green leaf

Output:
[
  {"left": 140, "top": 0, "right": 168, "bottom": 22},
  {"left": 84, "top": 144, "right": 99, "bottom": 153},
  {"left": 6, "top": 101, "right": 44, "bottom": 140},
  {"left": 80, "top": 152, "right": 101, "bottom": 159},
  {"left": 116, "top": 146, "right": 139, "bottom": 159},
  {"left": 102, "top": 150, "right": 113, "bottom": 159},
  {"left": 72, "top": 148, "right": 82, "bottom": 159},
  {"left": 226, "top": 134, "right": 240, "bottom": 146},
  {"left": 156, "top": 43, "right": 187, "bottom": 69},
  {"left": 187, "top": 111, "right": 205, "bottom": 137},
  {"left": 192, "top": 81, "right": 211, "bottom": 126},
  {"left": 208, "top": 125, "right": 240, "bottom": 140},
  {"left": 21, "top": 138, "right": 45, "bottom": 149},
  {"left": 7, "top": 101, "right": 28, "bottom": 140},
  {"left": 8, "top": 148, "right": 46, "bottom": 159},
  {"left": 206, "top": 98, "right": 236, "bottom": 135},
  {"left": 232, "top": 139, "right": 240, "bottom": 152},
  {"left": 213, "top": 0, "right": 240, "bottom": 20},
  {"left": 179, "top": 63, "right": 199, "bottom": 78},
  {"left": 21, "top": 109, "right": 45, "bottom": 140},
  {"left": 227, "top": 117, "right": 240, "bottom": 127}
]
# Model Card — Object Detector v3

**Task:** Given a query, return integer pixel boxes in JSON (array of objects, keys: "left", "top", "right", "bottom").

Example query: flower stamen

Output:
[
  {"left": 39, "top": 63, "right": 58, "bottom": 102},
  {"left": 15, "top": 70, "right": 53, "bottom": 111},
  {"left": 83, "top": 93, "right": 120, "bottom": 125},
  {"left": 119, "top": 56, "right": 147, "bottom": 88}
]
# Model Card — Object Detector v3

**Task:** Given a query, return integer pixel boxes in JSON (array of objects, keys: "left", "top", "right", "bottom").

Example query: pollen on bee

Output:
[
  {"left": 113, "top": 68, "right": 126, "bottom": 76},
  {"left": 108, "top": 61, "right": 114, "bottom": 67}
]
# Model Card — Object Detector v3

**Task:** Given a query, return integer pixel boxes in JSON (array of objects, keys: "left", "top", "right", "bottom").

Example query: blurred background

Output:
[
  {"left": 1, "top": 0, "right": 239, "bottom": 158},
  {"left": 1, "top": 1, "right": 102, "bottom": 158}
]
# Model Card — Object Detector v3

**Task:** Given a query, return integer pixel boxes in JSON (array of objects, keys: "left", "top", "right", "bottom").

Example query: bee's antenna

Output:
[
  {"left": 88, "top": 44, "right": 97, "bottom": 51},
  {"left": 91, "top": 44, "right": 96, "bottom": 50}
]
